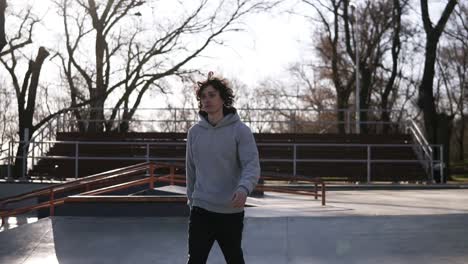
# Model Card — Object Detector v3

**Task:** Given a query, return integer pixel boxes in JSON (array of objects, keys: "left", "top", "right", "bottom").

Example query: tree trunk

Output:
[
  {"left": 459, "top": 116, "right": 465, "bottom": 161},
  {"left": 88, "top": 89, "right": 104, "bottom": 132},
  {"left": 435, "top": 113, "right": 453, "bottom": 183},
  {"left": 0, "top": 0, "right": 6, "bottom": 53},
  {"left": 380, "top": 88, "right": 393, "bottom": 134},
  {"left": 88, "top": 0, "right": 107, "bottom": 133},
  {"left": 336, "top": 91, "right": 349, "bottom": 134},
  {"left": 72, "top": 109, "right": 86, "bottom": 132},
  {"left": 418, "top": 0, "right": 458, "bottom": 183},
  {"left": 381, "top": 0, "right": 402, "bottom": 135},
  {"left": 419, "top": 35, "right": 439, "bottom": 144},
  {"left": 12, "top": 47, "right": 49, "bottom": 178},
  {"left": 94, "top": 29, "right": 106, "bottom": 132},
  {"left": 13, "top": 127, "right": 33, "bottom": 179},
  {"left": 360, "top": 65, "right": 372, "bottom": 134}
]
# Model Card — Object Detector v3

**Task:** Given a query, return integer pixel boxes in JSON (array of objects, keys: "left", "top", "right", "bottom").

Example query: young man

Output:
[{"left": 185, "top": 73, "right": 260, "bottom": 264}]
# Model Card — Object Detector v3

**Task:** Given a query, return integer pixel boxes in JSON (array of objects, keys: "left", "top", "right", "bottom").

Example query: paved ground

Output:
[
  {"left": 1, "top": 189, "right": 468, "bottom": 263},
  {"left": 246, "top": 189, "right": 468, "bottom": 217}
]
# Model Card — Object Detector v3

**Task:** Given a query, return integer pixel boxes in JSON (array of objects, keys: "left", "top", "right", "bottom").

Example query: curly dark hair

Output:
[{"left": 196, "top": 73, "right": 235, "bottom": 111}]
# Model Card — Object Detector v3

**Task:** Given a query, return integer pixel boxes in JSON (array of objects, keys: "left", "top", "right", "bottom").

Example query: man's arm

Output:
[
  {"left": 185, "top": 129, "right": 196, "bottom": 208},
  {"left": 236, "top": 125, "right": 260, "bottom": 195}
]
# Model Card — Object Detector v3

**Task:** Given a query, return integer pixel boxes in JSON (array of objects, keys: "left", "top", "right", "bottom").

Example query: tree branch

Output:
[{"left": 420, "top": 0, "right": 433, "bottom": 33}]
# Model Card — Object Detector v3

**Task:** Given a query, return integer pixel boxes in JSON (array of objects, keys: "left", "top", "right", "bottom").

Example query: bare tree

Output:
[
  {"left": 0, "top": 1, "right": 8, "bottom": 155},
  {"left": 343, "top": 0, "right": 392, "bottom": 133},
  {"left": 0, "top": 4, "right": 109, "bottom": 178},
  {"left": 418, "top": 0, "right": 458, "bottom": 182},
  {"left": 0, "top": 1, "right": 34, "bottom": 58},
  {"left": 289, "top": 63, "right": 336, "bottom": 111},
  {"left": 0, "top": 80, "right": 15, "bottom": 154},
  {"left": 55, "top": 0, "right": 279, "bottom": 133},
  {"left": 1, "top": 43, "right": 50, "bottom": 177},
  {"left": 0, "top": 5, "right": 43, "bottom": 177},
  {"left": 451, "top": 3, "right": 468, "bottom": 162},
  {"left": 379, "top": 0, "right": 406, "bottom": 133},
  {"left": 302, "top": 0, "right": 354, "bottom": 133},
  {"left": 301, "top": 0, "right": 409, "bottom": 134},
  {"left": 286, "top": 63, "right": 338, "bottom": 133},
  {"left": 436, "top": 2, "right": 467, "bottom": 162}
]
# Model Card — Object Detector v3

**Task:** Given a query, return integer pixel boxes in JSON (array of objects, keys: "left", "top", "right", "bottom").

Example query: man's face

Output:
[{"left": 201, "top": 85, "right": 224, "bottom": 114}]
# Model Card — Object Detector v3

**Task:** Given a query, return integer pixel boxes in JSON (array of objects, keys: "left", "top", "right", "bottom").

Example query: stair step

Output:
[{"left": 30, "top": 132, "right": 427, "bottom": 182}]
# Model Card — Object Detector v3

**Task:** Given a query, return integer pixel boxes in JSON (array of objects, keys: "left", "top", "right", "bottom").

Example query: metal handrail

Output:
[
  {"left": 407, "top": 119, "right": 432, "bottom": 155},
  {"left": 56, "top": 107, "right": 408, "bottom": 134},
  {"left": 4, "top": 115, "right": 61, "bottom": 179},
  {"left": 406, "top": 119, "right": 435, "bottom": 181},
  {"left": 2, "top": 106, "right": 412, "bottom": 177},
  {"left": 0, "top": 162, "right": 161, "bottom": 226},
  {"left": 0, "top": 160, "right": 327, "bottom": 227},
  {"left": 61, "top": 107, "right": 404, "bottom": 111},
  {"left": 68, "top": 119, "right": 401, "bottom": 124},
  {"left": 0, "top": 162, "right": 152, "bottom": 204},
  {"left": 7, "top": 140, "right": 442, "bottom": 183},
  {"left": 11, "top": 139, "right": 439, "bottom": 148},
  {"left": 28, "top": 117, "right": 59, "bottom": 170}
]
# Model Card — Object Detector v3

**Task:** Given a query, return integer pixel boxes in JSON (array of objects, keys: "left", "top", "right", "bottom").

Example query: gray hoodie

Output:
[{"left": 185, "top": 110, "right": 260, "bottom": 213}]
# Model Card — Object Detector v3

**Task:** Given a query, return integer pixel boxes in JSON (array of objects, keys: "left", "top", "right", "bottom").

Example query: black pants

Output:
[{"left": 187, "top": 206, "right": 245, "bottom": 264}]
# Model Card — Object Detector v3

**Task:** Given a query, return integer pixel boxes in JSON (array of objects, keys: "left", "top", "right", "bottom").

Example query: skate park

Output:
[
  {"left": 1, "top": 186, "right": 468, "bottom": 263},
  {"left": 1, "top": 0, "right": 468, "bottom": 263},
  {"left": 1, "top": 109, "right": 468, "bottom": 263}
]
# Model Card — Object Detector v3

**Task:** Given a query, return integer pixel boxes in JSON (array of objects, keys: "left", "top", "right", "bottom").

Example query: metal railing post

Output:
[
  {"left": 428, "top": 144, "right": 434, "bottom": 183},
  {"left": 63, "top": 113, "right": 66, "bottom": 132},
  {"left": 367, "top": 145, "right": 371, "bottom": 183},
  {"left": 293, "top": 144, "right": 297, "bottom": 177},
  {"left": 346, "top": 109, "right": 351, "bottom": 133},
  {"left": 48, "top": 121, "right": 52, "bottom": 141},
  {"left": 149, "top": 163, "right": 155, "bottom": 189},
  {"left": 75, "top": 142, "right": 79, "bottom": 180},
  {"left": 22, "top": 129, "right": 29, "bottom": 179},
  {"left": 57, "top": 113, "right": 61, "bottom": 133},
  {"left": 72, "top": 113, "right": 76, "bottom": 132},
  {"left": 7, "top": 142, "right": 11, "bottom": 179},
  {"left": 170, "top": 165, "right": 175, "bottom": 185},
  {"left": 288, "top": 109, "right": 293, "bottom": 133},
  {"left": 321, "top": 181, "right": 326, "bottom": 206},
  {"left": 117, "top": 108, "right": 121, "bottom": 133},
  {"left": 314, "top": 182, "right": 318, "bottom": 200},
  {"left": 294, "top": 109, "right": 297, "bottom": 133},
  {"left": 440, "top": 145, "right": 444, "bottom": 184},
  {"left": 49, "top": 188, "right": 55, "bottom": 216},
  {"left": 40, "top": 129, "right": 44, "bottom": 156},
  {"left": 146, "top": 144, "right": 150, "bottom": 163},
  {"left": 174, "top": 109, "right": 177, "bottom": 132},
  {"left": 31, "top": 141, "right": 35, "bottom": 168}
]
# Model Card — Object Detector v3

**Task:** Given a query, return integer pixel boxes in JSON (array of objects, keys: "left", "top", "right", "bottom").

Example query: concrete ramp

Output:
[
  {"left": 1, "top": 214, "right": 468, "bottom": 264},
  {"left": 2, "top": 189, "right": 468, "bottom": 263}
]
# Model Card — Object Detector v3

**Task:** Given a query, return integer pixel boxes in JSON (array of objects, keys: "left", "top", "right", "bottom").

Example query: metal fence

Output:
[
  {"left": 2, "top": 140, "right": 443, "bottom": 183},
  {"left": 1, "top": 107, "right": 440, "bottom": 183},
  {"left": 54, "top": 107, "right": 407, "bottom": 134}
]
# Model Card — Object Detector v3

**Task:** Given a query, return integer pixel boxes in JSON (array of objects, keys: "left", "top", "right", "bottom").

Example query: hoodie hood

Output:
[{"left": 197, "top": 107, "right": 239, "bottom": 129}]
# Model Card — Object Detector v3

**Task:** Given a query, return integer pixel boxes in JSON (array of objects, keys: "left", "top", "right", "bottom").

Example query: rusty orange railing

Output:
[
  {"left": 1, "top": 162, "right": 326, "bottom": 226},
  {"left": 0, "top": 161, "right": 185, "bottom": 226}
]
